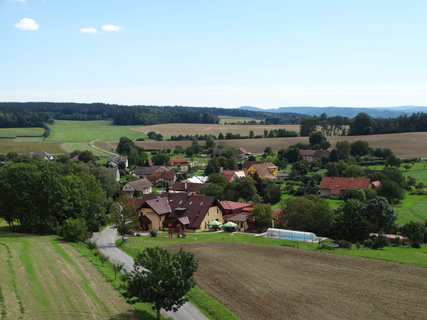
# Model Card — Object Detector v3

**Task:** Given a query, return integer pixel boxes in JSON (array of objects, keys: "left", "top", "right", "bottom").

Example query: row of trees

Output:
[{"left": 0, "top": 161, "right": 110, "bottom": 234}]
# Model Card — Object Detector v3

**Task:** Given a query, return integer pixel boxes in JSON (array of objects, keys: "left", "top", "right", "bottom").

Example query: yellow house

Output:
[
  {"left": 136, "top": 194, "right": 224, "bottom": 233},
  {"left": 247, "top": 162, "right": 278, "bottom": 179}
]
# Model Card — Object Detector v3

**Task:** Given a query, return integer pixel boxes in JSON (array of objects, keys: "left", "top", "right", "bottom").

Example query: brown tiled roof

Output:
[
  {"left": 145, "top": 197, "right": 171, "bottom": 215},
  {"left": 219, "top": 201, "right": 254, "bottom": 214},
  {"left": 170, "top": 158, "right": 189, "bottom": 166},
  {"left": 127, "top": 178, "right": 153, "bottom": 191},
  {"left": 239, "top": 147, "right": 249, "bottom": 154},
  {"left": 226, "top": 213, "right": 249, "bottom": 222},
  {"left": 134, "top": 166, "right": 169, "bottom": 176},
  {"left": 319, "top": 177, "right": 371, "bottom": 195},
  {"left": 242, "top": 161, "right": 265, "bottom": 170},
  {"left": 163, "top": 195, "right": 218, "bottom": 229},
  {"left": 299, "top": 149, "right": 316, "bottom": 157},
  {"left": 251, "top": 163, "right": 276, "bottom": 179},
  {"left": 313, "top": 150, "right": 330, "bottom": 158}
]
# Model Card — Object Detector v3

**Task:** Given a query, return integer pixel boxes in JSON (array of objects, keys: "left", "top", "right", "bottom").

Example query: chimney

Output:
[{"left": 220, "top": 167, "right": 223, "bottom": 174}]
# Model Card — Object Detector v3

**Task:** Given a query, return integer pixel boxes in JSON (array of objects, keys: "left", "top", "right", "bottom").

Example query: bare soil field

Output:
[
  {"left": 96, "top": 132, "right": 427, "bottom": 159},
  {"left": 130, "top": 123, "right": 300, "bottom": 137},
  {"left": 166, "top": 242, "right": 427, "bottom": 320}
]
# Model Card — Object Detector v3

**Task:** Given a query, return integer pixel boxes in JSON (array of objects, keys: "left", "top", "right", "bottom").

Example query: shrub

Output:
[
  {"left": 356, "top": 242, "right": 361, "bottom": 249},
  {"left": 336, "top": 240, "right": 352, "bottom": 249},
  {"left": 363, "top": 239, "right": 374, "bottom": 248},
  {"left": 318, "top": 243, "right": 334, "bottom": 250},
  {"left": 60, "top": 218, "right": 89, "bottom": 242},
  {"left": 372, "top": 234, "right": 389, "bottom": 249},
  {"left": 149, "top": 229, "right": 158, "bottom": 237},
  {"left": 87, "top": 241, "right": 97, "bottom": 254}
]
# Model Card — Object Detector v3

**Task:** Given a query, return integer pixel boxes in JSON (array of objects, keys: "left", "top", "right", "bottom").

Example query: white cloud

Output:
[
  {"left": 13, "top": 18, "right": 39, "bottom": 31},
  {"left": 101, "top": 24, "right": 122, "bottom": 32},
  {"left": 80, "top": 27, "right": 98, "bottom": 34}
]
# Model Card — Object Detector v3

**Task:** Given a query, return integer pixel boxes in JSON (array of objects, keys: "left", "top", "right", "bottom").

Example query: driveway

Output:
[{"left": 96, "top": 226, "right": 209, "bottom": 320}]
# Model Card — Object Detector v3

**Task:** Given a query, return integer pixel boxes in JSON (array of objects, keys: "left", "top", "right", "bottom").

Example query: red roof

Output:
[
  {"left": 299, "top": 149, "right": 316, "bottom": 156},
  {"left": 319, "top": 177, "right": 371, "bottom": 195},
  {"left": 222, "top": 170, "right": 236, "bottom": 183},
  {"left": 170, "top": 158, "right": 189, "bottom": 166},
  {"left": 218, "top": 201, "right": 254, "bottom": 214}
]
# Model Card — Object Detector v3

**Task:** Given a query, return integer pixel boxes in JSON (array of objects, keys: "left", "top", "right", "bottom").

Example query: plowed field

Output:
[
  {"left": 96, "top": 131, "right": 427, "bottom": 159},
  {"left": 166, "top": 242, "right": 427, "bottom": 320}
]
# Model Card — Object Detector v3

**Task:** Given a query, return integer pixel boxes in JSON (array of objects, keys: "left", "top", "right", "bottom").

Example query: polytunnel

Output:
[{"left": 266, "top": 228, "right": 316, "bottom": 242}]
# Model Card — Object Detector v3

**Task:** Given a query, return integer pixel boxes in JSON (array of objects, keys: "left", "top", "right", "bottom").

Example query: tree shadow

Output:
[{"left": 110, "top": 308, "right": 156, "bottom": 320}]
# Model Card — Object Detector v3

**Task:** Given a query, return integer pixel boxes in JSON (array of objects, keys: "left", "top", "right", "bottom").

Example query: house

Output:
[
  {"left": 168, "top": 182, "right": 203, "bottom": 194},
  {"left": 26, "top": 151, "right": 54, "bottom": 161},
  {"left": 169, "top": 158, "right": 191, "bottom": 170},
  {"left": 123, "top": 178, "right": 153, "bottom": 197},
  {"left": 133, "top": 166, "right": 170, "bottom": 178},
  {"left": 219, "top": 201, "right": 255, "bottom": 231},
  {"left": 299, "top": 149, "right": 330, "bottom": 162},
  {"left": 238, "top": 147, "right": 251, "bottom": 160},
  {"left": 105, "top": 167, "right": 120, "bottom": 182},
  {"left": 242, "top": 161, "right": 265, "bottom": 170},
  {"left": 319, "top": 176, "right": 379, "bottom": 199},
  {"left": 247, "top": 162, "right": 278, "bottom": 180},
  {"left": 146, "top": 170, "right": 176, "bottom": 185},
  {"left": 135, "top": 193, "right": 224, "bottom": 232},
  {"left": 107, "top": 155, "right": 128, "bottom": 168},
  {"left": 221, "top": 169, "right": 248, "bottom": 183}
]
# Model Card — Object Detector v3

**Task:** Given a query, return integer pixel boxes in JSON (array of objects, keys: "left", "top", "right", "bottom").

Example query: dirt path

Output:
[{"left": 166, "top": 242, "right": 427, "bottom": 320}]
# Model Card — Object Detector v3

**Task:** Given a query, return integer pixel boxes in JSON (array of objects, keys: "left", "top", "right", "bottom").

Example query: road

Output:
[{"left": 96, "top": 226, "right": 209, "bottom": 320}]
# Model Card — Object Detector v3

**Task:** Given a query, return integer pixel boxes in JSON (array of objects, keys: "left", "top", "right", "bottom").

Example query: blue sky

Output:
[{"left": 1, "top": 0, "right": 427, "bottom": 108}]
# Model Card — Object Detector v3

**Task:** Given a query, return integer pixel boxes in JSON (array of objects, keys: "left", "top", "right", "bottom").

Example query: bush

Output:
[
  {"left": 336, "top": 240, "right": 352, "bottom": 249},
  {"left": 60, "top": 218, "right": 89, "bottom": 242},
  {"left": 149, "top": 229, "right": 158, "bottom": 237},
  {"left": 372, "top": 234, "right": 389, "bottom": 249},
  {"left": 318, "top": 243, "right": 334, "bottom": 250},
  {"left": 363, "top": 239, "right": 374, "bottom": 248}
]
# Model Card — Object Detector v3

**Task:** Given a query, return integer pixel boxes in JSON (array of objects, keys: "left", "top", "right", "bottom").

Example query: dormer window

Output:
[
  {"left": 189, "top": 201, "right": 193, "bottom": 205},
  {"left": 200, "top": 202, "right": 204, "bottom": 205}
]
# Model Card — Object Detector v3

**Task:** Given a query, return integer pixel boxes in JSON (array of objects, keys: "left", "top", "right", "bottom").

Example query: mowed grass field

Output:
[
  {"left": 0, "top": 127, "right": 44, "bottom": 138},
  {"left": 0, "top": 225, "right": 137, "bottom": 319},
  {"left": 122, "top": 237, "right": 427, "bottom": 320},
  {"left": 130, "top": 123, "right": 300, "bottom": 138}
]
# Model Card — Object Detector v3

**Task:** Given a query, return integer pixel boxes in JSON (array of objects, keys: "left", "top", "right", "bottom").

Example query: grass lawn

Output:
[
  {"left": 394, "top": 194, "right": 427, "bottom": 224},
  {"left": 0, "top": 224, "right": 140, "bottom": 319},
  {"left": 335, "top": 245, "right": 427, "bottom": 267}
]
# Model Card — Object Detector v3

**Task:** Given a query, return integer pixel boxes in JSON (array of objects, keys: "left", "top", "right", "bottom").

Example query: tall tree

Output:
[{"left": 126, "top": 247, "right": 198, "bottom": 320}]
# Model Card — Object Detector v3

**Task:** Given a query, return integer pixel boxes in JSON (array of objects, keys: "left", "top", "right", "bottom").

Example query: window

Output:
[
  {"left": 189, "top": 201, "right": 192, "bottom": 205},
  {"left": 179, "top": 200, "right": 183, "bottom": 205},
  {"left": 200, "top": 202, "right": 204, "bottom": 206}
]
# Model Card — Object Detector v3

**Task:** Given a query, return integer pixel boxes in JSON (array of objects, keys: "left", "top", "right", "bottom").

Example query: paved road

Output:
[{"left": 96, "top": 226, "right": 209, "bottom": 320}]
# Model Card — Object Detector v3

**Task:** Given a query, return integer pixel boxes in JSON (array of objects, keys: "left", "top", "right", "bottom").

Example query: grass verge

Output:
[{"left": 71, "top": 242, "right": 162, "bottom": 320}]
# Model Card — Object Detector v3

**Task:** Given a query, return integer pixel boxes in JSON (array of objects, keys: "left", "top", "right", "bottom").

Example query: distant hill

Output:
[{"left": 239, "top": 106, "right": 427, "bottom": 118}]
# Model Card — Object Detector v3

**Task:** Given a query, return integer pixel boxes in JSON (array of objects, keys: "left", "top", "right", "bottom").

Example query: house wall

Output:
[
  {"left": 302, "top": 156, "right": 314, "bottom": 162},
  {"left": 138, "top": 208, "right": 166, "bottom": 231},
  {"left": 320, "top": 189, "right": 331, "bottom": 197},
  {"left": 199, "top": 205, "right": 224, "bottom": 232},
  {"left": 143, "top": 187, "right": 152, "bottom": 194},
  {"left": 268, "top": 166, "right": 278, "bottom": 176},
  {"left": 123, "top": 184, "right": 135, "bottom": 192}
]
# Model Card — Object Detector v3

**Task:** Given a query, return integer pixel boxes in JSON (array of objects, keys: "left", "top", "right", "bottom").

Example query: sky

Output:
[{"left": 1, "top": 0, "right": 427, "bottom": 108}]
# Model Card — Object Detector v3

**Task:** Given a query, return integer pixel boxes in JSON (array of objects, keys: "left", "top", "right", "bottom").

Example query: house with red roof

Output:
[
  {"left": 319, "top": 176, "right": 379, "bottom": 199},
  {"left": 135, "top": 193, "right": 224, "bottom": 232},
  {"left": 299, "top": 149, "right": 330, "bottom": 162},
  {"left": 221, "top": 169, "right": 248, "bottom": 183},
  {"left": 219, "top": 200, "right": 255, "bottom": 231},
  {"left": 169, "top": 158, "right": 192, "bottom": 171},
  {"left": 238, "top": 147, "right": 251, "bottom": 159},
  {"left": 168, "top": 182, "right": 203, "bottom": 194}
]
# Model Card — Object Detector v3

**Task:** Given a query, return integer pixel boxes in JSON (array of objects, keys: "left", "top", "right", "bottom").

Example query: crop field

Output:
[
  {"left": 394, "top": 194, "right": 427, "bottom": 224},
  {"left": 95, "top": 131, "right": 427, "bottom": 158},
  {"left": 162, "top": 242, "right": 427, "bottom": 320},
  {"left": 0, "top": 127, "right": 44, "bottom": 138},
  {"left": 0, "top": 228, "right": 137, "bottom": 319},
  {"left": 130, "top": 123, "right": 301, "bottom": 138}
]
